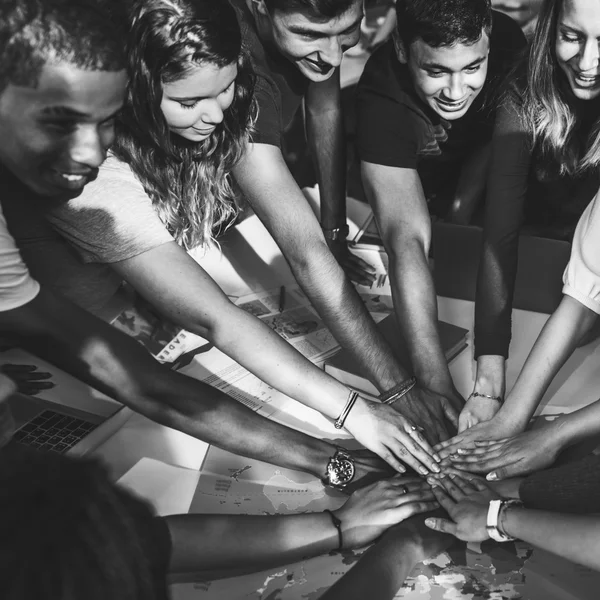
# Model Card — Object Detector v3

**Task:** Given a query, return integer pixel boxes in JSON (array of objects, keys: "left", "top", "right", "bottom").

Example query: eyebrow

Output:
[
  {"left": 288, "top": 16, "right": 362, "bottom": 37},
  {"left": 422, "top": 56, "right": 486, "bottom": 71}
]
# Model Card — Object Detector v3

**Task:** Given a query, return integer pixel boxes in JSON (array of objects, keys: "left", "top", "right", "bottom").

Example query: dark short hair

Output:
[
  {"left": 264, "top": 0, "right": 355, "bottom": 19},
  {"left": 0, "top": 447, "right": 168, "bottom": 600},
  {"left": 395, "top": 0, "right": 492, "bottom": 49},
  {"left": 0, "top": 0, "right": 126, "bottom": 92}
]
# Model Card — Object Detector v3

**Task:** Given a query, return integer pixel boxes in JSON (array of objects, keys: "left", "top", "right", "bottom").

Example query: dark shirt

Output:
[
  {"left": 474, "top": 78, "right": 600, "bottom": 358},
  {"left": 231, "top": 0, "right": 309, "bottom": 148},
  {"left": 355, "top": 11, "right": 526, "bottom": 216}
]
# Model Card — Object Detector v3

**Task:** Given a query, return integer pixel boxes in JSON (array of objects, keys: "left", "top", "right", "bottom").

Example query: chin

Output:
[{"left": 570, "top": 86, "right": 600, "bottom": 101}]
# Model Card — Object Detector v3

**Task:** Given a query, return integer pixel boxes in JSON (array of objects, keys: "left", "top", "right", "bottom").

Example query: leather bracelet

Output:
[
  {"left": 469, "top": 391, "right": 503, "bottom": 404},
  {"left": 334, "top": 390, "right": 359, "bottom": 429},
  {"left": 380, "top": 376, "right": 417, "bottom": 405},
  {"left": 324, "top": 509, "right": 343, "bottom": 551},
  {"left": 322, "top": 223, "right": 349, "bottom": 241}
]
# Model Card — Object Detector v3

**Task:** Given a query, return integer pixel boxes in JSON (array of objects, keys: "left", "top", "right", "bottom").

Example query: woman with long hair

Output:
[
  {"left": 455, "top": 0, "right": 600, "bottom": 435},
  {"left": 45, "top": 0, "right": 439, "bottom": 475}
]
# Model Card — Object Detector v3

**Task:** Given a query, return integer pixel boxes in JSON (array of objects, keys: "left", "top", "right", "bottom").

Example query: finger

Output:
[
  {"left": 1, "top": 364, "right": 39, "bottom": 373},
  {"left": 388, "top": 440, "right": 430, "bottom": 477},
  {"left": 429, "top": 483, "right": 457, "bottom": 515},
  {"left": 486, "top": 460, "right": 526, "bottom": 482},
  {"left": 14, "top": 372, "right": 53, "bottom": 381},
  {"left": 449, "top": 448, "right": 505, "bottom": 463},
  {"left": 424, "top": 517, "right": 458, "bottom": 536},
  {"left": 474, "top": 439, "right": 511, "bottom": 446},
  {"left": 379, "top": 448, "right": 407, "bottom": 474},
  {"left": 349, "top": 255, "right": 377, "bottom": 273},
  {"left": 442, "top": 402, "right": 460, "bottom": 429},
  {"left": 455, "top": 445, "right": 504, "bottom": 457},
  {"left": 404, "top": 427, "right": 442, "bottom": 472}
]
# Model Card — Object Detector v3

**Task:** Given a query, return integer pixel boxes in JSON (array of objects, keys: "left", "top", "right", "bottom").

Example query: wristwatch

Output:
[
  {"left": 486, "top": 499, "right": 523, "bottom": 542},
  {"left": 322, "top": 447, "right": 356, "bottom": 490},
  {"left": 321, "top": 223, "right": 349, "bottom": 242}
]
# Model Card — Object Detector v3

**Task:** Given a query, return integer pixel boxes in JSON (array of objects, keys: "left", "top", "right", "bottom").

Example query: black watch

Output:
[
  {"left": 322, "top": 447, "right": 356, "bottom": 490},
  {"left": 322, "top": 223, "right": 349, "bottom": 242}
]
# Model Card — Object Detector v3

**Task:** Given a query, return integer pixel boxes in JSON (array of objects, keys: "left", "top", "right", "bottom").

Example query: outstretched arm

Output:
[
  {"left": 0, "top": 287, "right": 335, "bottom": 476},
  {"left": 233, "top": 143, "right": 407, "bottom": 394},
  {"left": 305, "top": 69, "right": 374, "bottom": 285}
]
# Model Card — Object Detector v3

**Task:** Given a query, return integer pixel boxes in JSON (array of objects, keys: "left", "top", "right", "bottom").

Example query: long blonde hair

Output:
[
  {"left": 523, "top": 0, "right": 600, "bottom": 177},
  {"left": 112, "top": 0, "right": 256, "bottom": 249}
]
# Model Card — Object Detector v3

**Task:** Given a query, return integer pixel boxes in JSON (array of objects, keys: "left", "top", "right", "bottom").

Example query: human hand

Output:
[
  {"left": 343, "top": 449, "right": 396, "bottom": 494},
  {"left": 392, "top": 386, "right": 461, "bottom": 446},
  {"left": 335, "top": 476, "right": 438, "bottom": 549},
  {"left": 345, "top": 397, "right": 442, "bottom": 476},
  {"left": 434, "top": 411, "right": 524, "bottom": 464},
  {"left": 0, "top": 364, "right": 54, "bottom": 396},
  {"left": 326, "top": 238, "right": 377, "bottom": 286},
  {"left": 458, "top": 393, "right": 502, "bottom": 433},
  {"left": 424, "top": 474, "right": 500, "bottom": 542},
  {"left": 0, "top": 373, "right": 17, "bottom": 447},
  {"left": 444, "top": 426, "right": 563, "bottom": 481}
]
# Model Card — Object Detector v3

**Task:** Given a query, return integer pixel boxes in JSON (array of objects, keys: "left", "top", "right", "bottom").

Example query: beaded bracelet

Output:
[
  {"left": 469, "top": 391, "right": 503, "bottom": 404},
  {"left": 380, "top": 376, "right": 417, "bottom": 405},
  {"left": 324, "top": 509, "right": 343, "bottom": 551}
]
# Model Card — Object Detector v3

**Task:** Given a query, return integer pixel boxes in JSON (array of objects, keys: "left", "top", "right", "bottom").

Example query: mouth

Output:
[
  {"left": 192, "top": 127, "right": 215, "bottom": 135},
  {"left": 572, "top": 71, "right": 600, "bottom": 89},
  {"left": 435, "top": 96, "right": 470, "bottom": 112},
  {"left": 48, "top": 168, "right": 96, "bottom": 191},
  {"left": 303, "top": 57, "right": 334, "bottom": 76}
]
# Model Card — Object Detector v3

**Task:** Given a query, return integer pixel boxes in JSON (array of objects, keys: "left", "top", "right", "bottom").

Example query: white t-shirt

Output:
[
  {"left": 0, "top": 202, "right": 40, "bottom": 311},
  {"left": 563, "top": 188, "right": 600, "bottom": 314}
]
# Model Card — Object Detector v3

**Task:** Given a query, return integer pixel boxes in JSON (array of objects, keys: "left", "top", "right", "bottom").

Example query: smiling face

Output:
[
  {"left": 160, "top": 61, "right": 237, "bottom": 143},
  {"left": 0, "top": 62, "right": 126, "bottom": 197},
  {"left": 401, "top": 32, "right": 490, "bottom": 121},
  {"left": 555, "top": 0, "right": 600, "bottom": 101},
  {"left": 257, "top": 0, "right": 363, "bottom": 82}
]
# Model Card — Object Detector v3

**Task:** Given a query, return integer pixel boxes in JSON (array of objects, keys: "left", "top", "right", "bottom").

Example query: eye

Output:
[
  {"left": 43, "top": 120, "right": 78, "bottom": 133},
  {"left": 465, "top": 65, "right": 482, "bottom": 74},
  {"left": 560, "top": 30, "right": 582, "bottom": 43},
  {"left": 220, "top": 82, "right": 235, "bottom": 96},
  {"left": 426, "top": 70, "right": 445, "bottom": 78},
  {"left": 179, "top": 100, "right": 199, "bottom": 110}
]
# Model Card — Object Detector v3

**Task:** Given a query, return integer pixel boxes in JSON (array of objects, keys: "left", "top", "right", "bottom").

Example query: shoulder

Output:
[{"left": 489, "top": 10, "right": 527, "bottom": 63}]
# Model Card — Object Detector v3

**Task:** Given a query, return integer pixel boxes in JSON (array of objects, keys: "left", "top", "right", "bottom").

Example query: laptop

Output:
[
  {"left": 432, "top": 222, "right": 572, "bottom": 314},
  {"left": 2, "top": 348, "right": 131, "bottom": 456}
]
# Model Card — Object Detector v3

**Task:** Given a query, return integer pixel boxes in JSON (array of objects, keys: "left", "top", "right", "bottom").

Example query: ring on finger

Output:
[{"left": 399, "top": 485, "right": 408, "bottom": 495}]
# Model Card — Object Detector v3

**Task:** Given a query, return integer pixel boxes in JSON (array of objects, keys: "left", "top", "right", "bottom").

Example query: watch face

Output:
[{"left": 328, "top": 455, "right": 355, "bottom": 487}]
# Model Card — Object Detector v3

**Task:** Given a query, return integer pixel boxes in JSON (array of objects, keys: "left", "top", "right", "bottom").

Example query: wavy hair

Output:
[
  {"left": 112, "top": 0, "right": 256, "bottom": 249},
  {"left": 523, "top": 0, "right": 600, "bottom": 177}
]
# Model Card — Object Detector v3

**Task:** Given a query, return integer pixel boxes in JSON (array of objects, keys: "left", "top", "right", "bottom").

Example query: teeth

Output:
[{"left": 60, "top": 173, "right": 84, "bottom": 182}]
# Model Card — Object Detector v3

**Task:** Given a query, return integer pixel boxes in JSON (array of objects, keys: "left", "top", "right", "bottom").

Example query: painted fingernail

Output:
[{"left": 487, "top": 472, "right": 498, "bottom": 481}]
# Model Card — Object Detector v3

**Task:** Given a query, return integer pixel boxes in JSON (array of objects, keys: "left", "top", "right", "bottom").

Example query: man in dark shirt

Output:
[
  {"left": 356, "top": 0, "right": 525, "bottom": 426},
  {"left": 231, "top": 0, "right": 462, "bottom": 442}
]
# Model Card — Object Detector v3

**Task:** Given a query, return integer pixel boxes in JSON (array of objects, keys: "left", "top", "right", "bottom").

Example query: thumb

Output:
[
  {"left": 424, "top": 517, "right": 457, "bottom": 536},
  {"left": 486, "top": 464, "right": 519, "bottom": 481},
  {"left": 443, "top": 400, "right": 460, "bottom": 428}
]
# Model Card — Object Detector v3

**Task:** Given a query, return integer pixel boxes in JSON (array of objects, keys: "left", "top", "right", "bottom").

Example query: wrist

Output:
[
  {"left": 474, "top": 355, "right": 506, "bottom": 397},
  {"left": 305, "top": 440, "right": 337, "bottom": 480},
  {"left": 547, "top": 415, "right": 576, "bottom": 452}
]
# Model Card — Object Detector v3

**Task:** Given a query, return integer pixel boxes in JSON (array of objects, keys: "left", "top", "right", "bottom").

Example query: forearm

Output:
[
  {"left": 473, "top": 355, "right": 506, "bottom": 398},
  {"left": 206, "top": 304, "right": 355, "bottom": 419},
  {"left": 306, "top": 70, "right": 346, "bottom": 230},
  {"left": 291, "top": 244, "right": 409, "bottom": 391},
  {"left": 166, "top": 512, "right": 338, "bottom": 574},
  {"left": 503, "top": 296, "right": 597, "bottom": 426},
  {"left": 389, "top": 241, "right": 453, "bottom": 391},
  {"left": 502, "top": 507, "right": 600, "bottom": 570}
]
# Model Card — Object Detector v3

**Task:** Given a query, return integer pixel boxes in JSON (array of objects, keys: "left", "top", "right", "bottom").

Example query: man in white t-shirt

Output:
[{"left": 0, "top": 0, "right": 387, "bottom": 488}]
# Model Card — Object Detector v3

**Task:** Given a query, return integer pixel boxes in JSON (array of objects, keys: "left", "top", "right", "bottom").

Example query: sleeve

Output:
[
  {"left": 356, "top": 87, "right": 419, "bottom": 169},
  {"left": 48, "top": 162, "right": 174, "bottom": 264},
  {"left": 0, "top": 205, "right": 40, "bottom": 311},
  {"left": 519, "top": 454, "right": 600, "bottom": 513},
  {"left": 474, "top": 94, "right": 531, "bottom": 358},
  {"left": 252, "top": 77, "right": 283, "bottom": 148},
  {"left": 562, "top": 191, "right": 600, "bottom": 314}
]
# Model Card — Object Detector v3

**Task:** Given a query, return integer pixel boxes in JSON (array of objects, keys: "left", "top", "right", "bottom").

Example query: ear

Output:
[
  {"left": 392, "top": 29, "right": 408, "bottom": 64},
  {"left": 249, "top": 0, "right": 269, "bottom": 17}
]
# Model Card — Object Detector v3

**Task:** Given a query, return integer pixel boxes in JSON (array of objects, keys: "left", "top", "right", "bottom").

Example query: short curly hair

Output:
[{"left": 264, "top": 0, "right": 356, "bottom": 18}]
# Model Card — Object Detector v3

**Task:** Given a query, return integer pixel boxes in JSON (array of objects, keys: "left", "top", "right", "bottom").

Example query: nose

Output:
[
  {"left": 445, "top": 74, "right": 467, "bottom": 101},
  {"left": 578, "top": 39, "right": 600, "bottom": 73},
  {"left": 200, "top": 99, "right": 224, "bottom": 127},
  {"left": 69, "top": 126, "right": 108, "bottom": 169},
  {"left": 320, "top": 37, "right": 344, "bottom": 69}
]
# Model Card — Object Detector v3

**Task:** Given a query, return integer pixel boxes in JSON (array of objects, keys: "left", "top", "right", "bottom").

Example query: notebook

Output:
[
  {"left": 3, "top": 349, "right": 131, "bottom": 456},
  {"left": 324, "top": 313, "right": 468, "bottom": 395}
]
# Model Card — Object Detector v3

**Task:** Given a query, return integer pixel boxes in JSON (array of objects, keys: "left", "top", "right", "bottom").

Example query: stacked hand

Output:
[
  {"left": 345, "top": 396, "right": 443, "bottom": 476},
  {"left": 424, "top": 473, "right": 501, "bottom": 542},
  {"left": 392, "top": 385, "right": 463, "bottom": 446},
  {"left": 335, "top": 475, "right": 438, "bottom": 549},
  {"left": 0, "top": 363, "right": 54, "bottom": 396},
  {"left": 458, "top": 394, "right": 502, "bottom": 432}
]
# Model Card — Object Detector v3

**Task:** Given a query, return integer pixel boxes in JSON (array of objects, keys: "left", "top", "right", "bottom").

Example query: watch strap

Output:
[
  {"left": 322, "top": 223, "right": 349, "bottom": 241},
  {"left": 486, "top": 499, "right": 521, "bottom": 542}
]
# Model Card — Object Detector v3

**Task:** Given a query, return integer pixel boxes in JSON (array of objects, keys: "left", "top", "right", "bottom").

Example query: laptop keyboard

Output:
[{"left": 13, "top": 410, "right": 98, "bottom": 453}]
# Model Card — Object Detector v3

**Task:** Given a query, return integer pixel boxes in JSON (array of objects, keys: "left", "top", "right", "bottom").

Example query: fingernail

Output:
[
  {"left": 425, "top": 518, "right": 435, "bottom": 527},
  {"left": 426, "top": 476, "right": 437, "bottom": 486},
  {"left": 432, "top": 463, "right": 441, "bottom": 473},
  {"left": 449, "top": 454, "right": 459, "bottom": 460},
  {"left": 419, "top": 466, "right": 429, "bottom": 476},
  {"left": 397, "top": 466, "right": 406, "bottom": 473},
  {"left": 448, "top": 473, "right": 456, "bottom": 479},
  {"left": 487, "top": 472, "right": 498, "bottom": 481},
  {"left": 457, "top": 448, "right": 467, "bottom": 455},
  {"left": 434, "top": 454, "right": 442, "bottom": 462}
]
